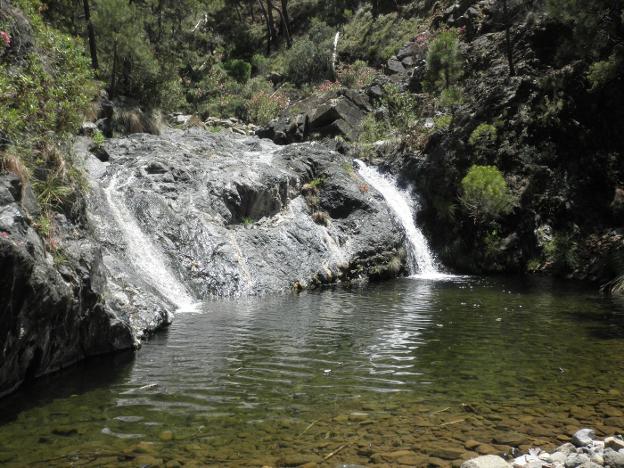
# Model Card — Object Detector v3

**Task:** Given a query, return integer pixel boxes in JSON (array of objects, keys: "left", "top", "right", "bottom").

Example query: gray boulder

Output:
[{"left": 572, "top": 429, "right": 596, "bottom": 447}]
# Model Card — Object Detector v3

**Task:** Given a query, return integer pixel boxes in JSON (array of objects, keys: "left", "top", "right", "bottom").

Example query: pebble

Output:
[
  {"left": 473, "top": 432, "right": 624, "bottom": 468},
  {"left": 604, "top": 448, "right": 624, "bottom": 468},
  {"left": 461, "top": 455, "right": 512, "bottom": 468}
]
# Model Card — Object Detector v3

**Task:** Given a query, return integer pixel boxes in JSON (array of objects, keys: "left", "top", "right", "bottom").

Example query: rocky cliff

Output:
[{"left": 0, "top": 128, "right": 409, "bottom": 396}]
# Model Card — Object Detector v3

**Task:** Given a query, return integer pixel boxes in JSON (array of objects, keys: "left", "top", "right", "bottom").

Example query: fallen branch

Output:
[
  {"left": 324, "top": 443, "right": 348, "bottom": 461},
  {"left": 430, "top": 407, "right": 450, "bottom": 415},
  {"left": 439, "top": 418, "right": 465, "bottom": 427},
  {"left": 299, "top": 419, "right": 320, "bottom": 436}
]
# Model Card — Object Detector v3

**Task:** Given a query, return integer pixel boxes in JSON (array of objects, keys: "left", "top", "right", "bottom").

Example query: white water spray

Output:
[
  {"left": 331, "top": 31, "right": 340, "bottom": 78},
  {"left": 104, "top": 173, "right": 198, "bottom": 312},
  {"left": 355, "top": 160, "right": 444, "bottom": 279}
]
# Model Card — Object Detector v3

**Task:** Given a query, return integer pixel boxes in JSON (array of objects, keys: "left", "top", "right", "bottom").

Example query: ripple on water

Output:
[{"left": 0, "top": 277, "right": 623, "bottom": 466}]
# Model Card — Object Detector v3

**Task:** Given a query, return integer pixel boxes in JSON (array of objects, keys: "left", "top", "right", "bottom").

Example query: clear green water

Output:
[{"left": 1, "top": 276, "right": 623, "bottom": 467}]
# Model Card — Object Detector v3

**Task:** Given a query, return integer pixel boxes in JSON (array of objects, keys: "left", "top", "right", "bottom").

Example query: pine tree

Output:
[{"left": 424, "top": 29, "right": 463, "bottom": 91}]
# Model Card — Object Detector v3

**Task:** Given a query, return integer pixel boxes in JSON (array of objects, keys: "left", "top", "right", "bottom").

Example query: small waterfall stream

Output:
[
  {"left": 355, "top": 160, "right": 443, "bottom": 278},
  {"left": 104, "top": 173, "right": 197, "bottom": 312}
]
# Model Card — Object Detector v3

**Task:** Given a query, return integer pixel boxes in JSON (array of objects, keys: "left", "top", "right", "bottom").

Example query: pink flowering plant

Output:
[{"left": 0, "top": 31, "right": 10, "bottom": 48}]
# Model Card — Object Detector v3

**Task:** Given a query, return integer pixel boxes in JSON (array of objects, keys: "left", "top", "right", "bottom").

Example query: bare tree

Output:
[{"left": 83, "top": 0, "right": 98, "bottom": 69}]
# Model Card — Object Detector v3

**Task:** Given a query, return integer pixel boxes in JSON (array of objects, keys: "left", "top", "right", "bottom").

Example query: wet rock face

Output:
[
  {"left": 0, "top": 175, "right": 134, "bottom": 398},
  {"left": 1, "top": 128, "right": 407, "bottom": 396},
  {"left": 83, "top": 128, "right": 406, "bottom": 300}
]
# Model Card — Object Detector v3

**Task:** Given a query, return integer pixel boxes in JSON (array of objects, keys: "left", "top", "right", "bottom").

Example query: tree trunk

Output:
[
  {"left": 266, "top": 0, "right": 277, "bottom": 45},
  {"left": 272, "top": 4, "right": 291, "bottom": 47},
  {"left": 503, "top": 0, "right": 515, "bottom": 77},
  {"left": 280, "top": 0, "right": 291, "bottom": 39},
  {"left": 257, "top": 0, "right": 273, "bottom": 54},
  {"left": 82, "top": 0, "right": 98, "bottom": 70},
  {"left": 110, "top": 40, "right": 118, "bottom": 97}
]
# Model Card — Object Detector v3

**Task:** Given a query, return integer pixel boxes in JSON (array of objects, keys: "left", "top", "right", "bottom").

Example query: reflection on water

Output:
[{"left": 0, "top": 276, "right": 623, "bottom": 467}]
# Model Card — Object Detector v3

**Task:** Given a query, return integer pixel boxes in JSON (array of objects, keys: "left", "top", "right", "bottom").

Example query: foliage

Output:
[
  {"left": 437, "top": 85, "right": 464, "bottom": 111},
  {"left": 469, "top": 123, "right": 497, "bottom": 147},
  {"left": 543, "top": 231, "right": 579, "bottom": 272},
  {"left": 246, "top": 88, "right": 289, "bottom": 125},
  {"left": 223, "top": 59, "right": 252, "bottom": 84},
  {"left": 92, "top": 0, "right": 165, "bottom": 105},
  {"left": 0, "top": 2, "right": 96, "bottom": 224},
  {"left": 424, "top": 29, "right": 463, "bottom": 91},
  {"left": 587, "top": 51, "right": 623, "bottom": 91},
  {"left": 433, "top": 115, "right": 452, "bottom": 130},
  {"left": 284, "top": 20, "right": 334, "bottom": 85},
  {"left": 314, "top": 80, "right": 342, "bottom": 95},
  {"left": 305, "top": 177, "right": 324, "bottom": 189},
  {"left": 339, "top": 5, "right": 422, "bottom": 65},
  {"left": 92, "top": 130, "right": 105, "bottom": 148},
  {"left": 358, "top": 114, "right": 391, "bottom": 143},
  {"left": 382, "top": 83, "right": 419, "bottom": 133},
  {"left": 336, "top": 60, "right": 376, "bottom": 89},
  {"left": 546, "top": 0, "right": 624, "bottom": 58},
  {"left": 459, "top": 165, "right": 516, "bottom": 222}
]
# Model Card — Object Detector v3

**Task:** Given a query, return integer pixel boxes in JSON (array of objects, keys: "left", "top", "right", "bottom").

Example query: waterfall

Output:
[
  {"left": 355, "top": 160, "right": 442, "bottom": 278},
  {"left": 331, "top": 31, "right": 340, "bottom": 78},
  {"left": 104, "top": 173, "right": 197, "bottom": 312}
]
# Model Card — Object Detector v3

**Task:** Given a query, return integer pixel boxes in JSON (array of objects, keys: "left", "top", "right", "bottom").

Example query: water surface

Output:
[{"left": 1, "top": 276, "right": 623, "bottom": 467}]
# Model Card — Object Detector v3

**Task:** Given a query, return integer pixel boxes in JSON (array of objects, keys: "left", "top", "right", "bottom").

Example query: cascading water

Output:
[
  {"left": 104, "top": 173, "right": 197, "bottom": 312},
  {"left": 355, "top": 160, "right": 443, "bottom": 278}
]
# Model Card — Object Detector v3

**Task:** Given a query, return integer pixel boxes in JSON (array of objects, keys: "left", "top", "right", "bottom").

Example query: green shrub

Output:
[
  {"left": 358, "top": 114, "right": 391, "bottom": 143},
  {"left": 223, "top": 59, "right": 252, "bottom": 83},
  {"left": 587, "top": 52, "right": 622, "bottom": 91},
  {"left": 336, "top": 60, "right": 377, "bottom": 89},
  {"left": 459, "top": 165, "right": 516, "bottom": 221},
  {"left": 246, "top": 89, "right": 289, "bottom": 126},
  {"left": 469, "top": 123, "right": 497, "bottom": 146},
  {"left": 0, "top": 3, "right": 96, "bottom": 221},
  {"left": 437, "top": 85, "right": 464, "bottom": 110},
  {"left": 92, "top": 130, "right": 105, "bottom": 148},
  {"left": 339, "top": 6, "right": 423, "bottom": 65},
  {"left": 434, "top": 115, "right": 452, "bottom": 130},
  {"left": 284, "top": 37, "right": 332, "bottom": 85},
  {"left": 424, "top": 29, "right": 463, "bottom": 91},
  {"left": 543, "top": 231, "right": 579, "bottom": 272},
  {"left": 251, "top": 53, "right": 270, "bottom": 75}
]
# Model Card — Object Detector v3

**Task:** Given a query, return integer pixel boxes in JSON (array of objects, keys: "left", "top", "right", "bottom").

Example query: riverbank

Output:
[{"left": 462, "top": 430, "right": 624, "bottom": 468}]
